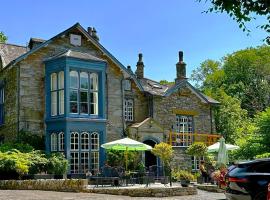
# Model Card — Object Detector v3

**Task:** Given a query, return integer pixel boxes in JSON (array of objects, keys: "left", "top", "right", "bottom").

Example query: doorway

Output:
[{"left": 143, "top": 139, "right": 157, "bottom": 169}]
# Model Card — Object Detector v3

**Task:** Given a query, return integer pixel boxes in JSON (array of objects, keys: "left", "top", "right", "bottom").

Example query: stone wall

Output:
[
  {"left": 153, "top": 87, "right": 215, "bottom": 169},
  {"left": 88, "top": 186, "right": 197, "bottom": 197},
  {"left": 0, "top": 66, "right": 18, "bottom": 142},
  {"left": 0, "top": 179, "right": 88, "bottom": 192}
]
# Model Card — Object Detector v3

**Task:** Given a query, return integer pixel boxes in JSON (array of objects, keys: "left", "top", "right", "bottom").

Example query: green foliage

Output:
[
  {"left": 47, "top": 153, "right": 68, "bottom": 175},
  {"left": 28, "top": 151, "right": 48, "bottom": 174},
  {"left": 151, "top": 142, "right": 173, "bottom": 166},
  {"left": 0, "top": 32, "right": 7, "bottom": 43},
  {"left": 17, "top": 130, "right": 45, "bottom": 150},
  {"left": 159, "top": 80, "right": 174, "bottom": 85},
  {"left": 186, "top": 142, "right": 208, "bottom": 157},
  {"left": 172, "top": 169, "right": 195, "bottom": 181},
  {"left": 0, "top": 150, "right": 31, "bottom": 176},
  {"left": 0, "top": 143, "right": 34, "bottom": 153},
  {"left": 198, "top": 0, "right": 270, "bottom": 43},
  {"left": 106, "top": 150, "right": 141, "bottom": 170},
  {"left": 255, "top": 153, "right": 270, "bottom": 159}
]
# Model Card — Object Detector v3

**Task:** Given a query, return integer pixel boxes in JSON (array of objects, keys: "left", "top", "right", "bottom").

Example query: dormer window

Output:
[{"left": 124, "top": 79, "right": 131, "bottom": 91}]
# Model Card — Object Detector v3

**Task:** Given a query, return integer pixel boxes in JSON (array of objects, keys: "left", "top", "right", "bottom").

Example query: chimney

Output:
[
  {"left": 87, "top": 27, "right": 93, "bottom": 36},
  {"left": 135, "top": 53, "right": 144, "bottom": 79},
  {"left": 87, "top": 27, "right": 99, "bottom": 42},
  {"left": 127, "top": 65, "right": 133, "bottom": 73},
  {"left": 175, "top": 51, "right": 187, "bottom": 84},
  {"left": 28, "top": 38, "right": 45, "bottom": 50}
]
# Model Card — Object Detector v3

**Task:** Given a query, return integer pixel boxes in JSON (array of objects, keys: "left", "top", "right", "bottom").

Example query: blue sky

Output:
[{"left": 0, "top": 0, "right": 267, "bottom": 82}]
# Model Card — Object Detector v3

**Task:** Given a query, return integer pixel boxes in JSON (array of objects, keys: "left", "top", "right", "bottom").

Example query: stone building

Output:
[{"left": 0, "top": 23, "right": 219, "bottom": 174}]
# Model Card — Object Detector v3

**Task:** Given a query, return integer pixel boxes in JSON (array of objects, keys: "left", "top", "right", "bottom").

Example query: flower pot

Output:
[{"left": 180, "top": 179, "right": 190, "bottom": 187}]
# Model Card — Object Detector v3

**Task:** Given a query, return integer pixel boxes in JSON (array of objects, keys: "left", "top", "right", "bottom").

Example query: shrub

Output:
[
  {"left": 0, "top": 150, "right": 32, "bottom": 179},
  {"left": 172, "top": 169, "right": 195, "bottom": 181},
  {"left": 28, "top": 151, "right": 48, "bottom": 174},
  {"left": 47, "top": 153, "right": 68, "bottom": 175},
  {"left": 186, "top": 142, "right": 207, "bottom": 157},
  {"left": 255, "top": 152, "right": 270, "bottom": 159},
  {"left": 0, "top": 143, "right": 34, "bottom": 153}
]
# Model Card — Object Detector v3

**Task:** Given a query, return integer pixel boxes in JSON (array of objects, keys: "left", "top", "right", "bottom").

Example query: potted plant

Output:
[{"left": 178, "top": 170, "right": 195, "bottom": 187}]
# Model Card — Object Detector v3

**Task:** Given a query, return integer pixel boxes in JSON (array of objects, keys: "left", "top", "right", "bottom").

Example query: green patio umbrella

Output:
[
  {"left": 217, "top": 137, "right": 228, "bottom": 165},
  {"left": 101, "top": 137, "right": 152, "bottom": 170}
]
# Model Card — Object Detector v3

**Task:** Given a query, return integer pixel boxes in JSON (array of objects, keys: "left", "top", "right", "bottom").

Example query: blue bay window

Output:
[{"left": 45, "top": 50, "right": 107, "bottom": 174}]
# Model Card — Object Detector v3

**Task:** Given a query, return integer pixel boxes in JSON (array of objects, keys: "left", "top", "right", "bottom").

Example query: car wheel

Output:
[{"left": 253, "top": 191, "right": 266, "bottom": 200}]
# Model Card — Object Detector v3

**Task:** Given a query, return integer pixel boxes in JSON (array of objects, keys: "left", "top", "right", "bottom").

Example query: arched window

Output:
[
  {"left": 50, "top": 73, "right": 57, "bottom": 116},
  {"left": 90, "top": 73, "right": 98, "bottom": 115},
  {"left": 81, "top": 132, "right": 89, "bottom": 150},
  {"left": 58, "top": 132, "right": 64, "bottom": 151},
  {"left": 91, "top": 132, "right": 99, "bottom": 150},
  {"left": 70, "top": 132, "right": 79, "bottom": 150},
  {"left": 51, "top": 133, "right": 57, "bottom": 151},
  {"left": 80, "top": 72, "right": 89, "bottom": 114},
  {"left": 70, "top": 71, "right": 79, "bottom": 113},
  {"left": 91, "top": 132, "right": 99, "bottom": 173}
]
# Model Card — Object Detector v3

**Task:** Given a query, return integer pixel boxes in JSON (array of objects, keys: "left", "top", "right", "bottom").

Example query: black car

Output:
[{"left": 225, "top": 158, "right": 270, "bottom": 200}]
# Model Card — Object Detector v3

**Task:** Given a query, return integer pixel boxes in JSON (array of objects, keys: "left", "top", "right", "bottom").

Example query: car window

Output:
[{"left": 249, "top": 162, "right": 270, "bottom": 173}]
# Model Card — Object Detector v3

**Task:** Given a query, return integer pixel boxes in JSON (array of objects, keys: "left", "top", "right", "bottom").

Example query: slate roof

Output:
[
  {"left": 44, "top": 49, "right": 106, "bottom": 62},
  {"left": 140, "top": 77, "right": 219, "bottom": 104},
  {"left": 0, "top": 43, "right": 27, "bottom": 68},
  {"left": 139, "top": 77, "right": 172, "bottom": 96}
]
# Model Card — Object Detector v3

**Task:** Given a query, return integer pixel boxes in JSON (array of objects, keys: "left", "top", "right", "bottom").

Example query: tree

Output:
[
  {"left": 159, "top": 80, "right": 174, "bottom": 85},
  {"left": 191, "top": 59, "right": 222, "bottom": 89},
  {"left": 151, "top": 142, "right": 174, "bottom": 186},
  {"left": 198, "top": 0, "right": 270, "bottom": 43},
  {"left": 0, "top": 32, "right": 7, "bottom": 43},
  {"left": 222, "top": 46, "right": 270, "bottom": 116}
]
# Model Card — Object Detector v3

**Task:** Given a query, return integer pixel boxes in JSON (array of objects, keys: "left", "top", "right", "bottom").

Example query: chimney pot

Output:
[
  {"left": 135, "top": 53, "right": 144, "bottom": 79},
  {"left": 87, "top": 27, "right": 93, "bottom": 36},
  {"left": 179, "top": 51, "right": 183, "bottom": 62}
]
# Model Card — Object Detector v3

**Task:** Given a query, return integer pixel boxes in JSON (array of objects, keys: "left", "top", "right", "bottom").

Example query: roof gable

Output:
[
  {"left": 3, "top": 23, "right": 143, "bottom": 91},
  {"left": 164, "top": 80, "right": 219, "bottom": 104}
]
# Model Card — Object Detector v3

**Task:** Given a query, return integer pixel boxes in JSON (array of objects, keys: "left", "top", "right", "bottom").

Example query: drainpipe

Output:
[
  {"left": 121, "top": 78, "right": 126, "bottom": 137},
  {"left": 16, "top": 64, "right": 20, "bottom": 141}
]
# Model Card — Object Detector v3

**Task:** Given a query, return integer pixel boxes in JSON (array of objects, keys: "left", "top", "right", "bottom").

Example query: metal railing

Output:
[{"left": 167, "top": 131, "right": 221, "bottom": 147}]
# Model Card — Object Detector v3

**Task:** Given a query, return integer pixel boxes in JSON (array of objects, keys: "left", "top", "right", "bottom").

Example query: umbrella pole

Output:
[{"left": 125, "top": 147, "right": 128, "bottom": 171}]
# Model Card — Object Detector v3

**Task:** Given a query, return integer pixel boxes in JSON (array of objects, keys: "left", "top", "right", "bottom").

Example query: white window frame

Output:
[
  {"left": 58, "top": 132, "right": 64, "bottom": 151},
  {"left": 70, "top": 152, "right": 79, "bottom": 174},
  {"left": 124, "top": 99, "right": 134, "bottom": 121},
  {"left": 70, "top": 132, "right": 79, "bottom": 151},
  {"left": 81, "top": 132, "right": 89, "bottom": 150},
  {"left": 51, "top": 73, "right": 57, "bottom": 116},
  {"left": 124, "top": 79, "right": 131, "bottom": 91},
  {"left": 70, "top": 71, "right": 79, "bottom": 114},
  {"left": 91, "top": 132, "right": 99, "bottom": 150},
  {"left": 81, "top": 152, "right": 90, "bottom": 173},
  {"left": 90, "top": 73, "right": 98, "bottom": 115},
  {"left": 51, "top": 133, "right": 57, "bottom": 151},
  {"left": 192, "top": 156, "right": 204, "bottom": 171},
  {"left": 58, "top": 71, "right": 65, "bottom": 115},
  {"left": 173, "top": 115, "right": 193, "bottom": 147}
]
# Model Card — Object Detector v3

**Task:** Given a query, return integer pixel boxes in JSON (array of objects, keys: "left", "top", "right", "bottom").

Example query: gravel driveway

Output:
[{"left": 0, "top": 189, "right": 226, "bottom": 200}]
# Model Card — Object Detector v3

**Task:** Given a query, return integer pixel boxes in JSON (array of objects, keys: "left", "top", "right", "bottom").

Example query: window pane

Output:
[
  {"left": 80, "top": 91, "right": 88, "bottom": 102},
  {"left": 91, "top": 133, "right": 99, "bottom": 150},
  {"left": 51, "top": 133, "right": 57, "bottom": 151},
  {"left": 71, "top": 132, "right": 79, "bottom": 150},
  {"left": 80, "top": 103, "right": 88, "bottom": 114},
  {"left": 70, "top": 71, "right": 78, "bottom": 89},
  {"left": 51, "top": 73, "right": 57, "bottom": 91},
  {"left": 59, "top": 132, "right": 64, "bottom": 151},
  {"left": 59, "top": 90, "right": 64, "bottom": 115},
  {"left": 90, "top": 73, "right": 98, "bottom": 91},
  {"left": 81, "top": 132, "right": 89, "bottom": 150},
  {"left": 124, "top": 99, "right": 133, "bottom": 121},
  {"left": 70, "top": 102, "right": 78, "bottom": 113},
  {"left": 80, "top": 72, "right": 88, "bottom": 89},
  {"left": 124, "top": 80, "right": 131, "bottom": 90},
  {"left": 51, "top": 91, "right": 57, "bottom": 116},
  {"left": 81, "top": 152, "right": 89, "bottom": 173},
  {"left": 91, "top": 152, "right": 99, "bottom": 175},
  {"left": 70, "top": 90, "right": 78, "bottom": 101},
  {"left": 58, "top": 71, "right": 64, "bottom": 89},
  {"left": 70, "top": 152, "right": 79, "bottom": 174}
]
